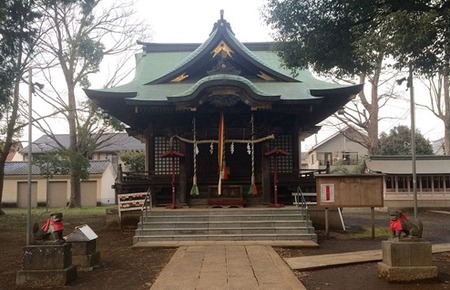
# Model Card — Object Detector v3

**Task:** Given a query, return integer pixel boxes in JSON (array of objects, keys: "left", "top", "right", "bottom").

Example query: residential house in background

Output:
[
  {"left": 5, "top": 142, "right": 23, "bottom": 162},
  {"left": 2, "top": 133, "right": 144, "bottom": 208},
  {"left": 306, "top": 128, "right": 368, "bottom": 171},
  {"left": 19, "top": 133, "right": 144, "bottom": 172}
]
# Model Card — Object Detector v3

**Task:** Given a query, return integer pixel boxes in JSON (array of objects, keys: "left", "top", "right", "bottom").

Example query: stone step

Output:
[
  {"left": 133, "top": 233, "right": 317, "bottom": 243},
  {"left": 139, "top": 220, "right": 309, "bottom": 229},
  {"left": 141, "top": 214, "right": 310, "bottom": 223},
  {"left": 140, "top": 208, "right": 307, "bottom": 216},
  {"left": 136, "top": 226, "right": 313, "bottom": 236},
  {"left": 133, "top": 207, "right": 317, "bottom": 244}
]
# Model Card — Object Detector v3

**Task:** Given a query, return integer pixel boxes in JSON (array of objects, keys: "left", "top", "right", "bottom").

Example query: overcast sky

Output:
[{"left": 136, "top": 0, "right": 272, "bottom": 43}]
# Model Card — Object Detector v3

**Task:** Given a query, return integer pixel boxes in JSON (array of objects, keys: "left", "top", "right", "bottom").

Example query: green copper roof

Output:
[{"left": 86, "top": 14, "right": 362, "bottom": 106}]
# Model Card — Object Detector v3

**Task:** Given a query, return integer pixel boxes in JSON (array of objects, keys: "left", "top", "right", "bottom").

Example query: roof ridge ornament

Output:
[{"left": 210, "top": 10, "right": 234, "bottom": 35}]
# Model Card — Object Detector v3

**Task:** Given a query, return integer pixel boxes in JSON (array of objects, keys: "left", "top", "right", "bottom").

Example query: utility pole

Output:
[
  {"left": 409, "top": 66, "right": 418, "bottom": 220},
  {"left": 27, "top": 67, "right": 32, "bottom": 245}
]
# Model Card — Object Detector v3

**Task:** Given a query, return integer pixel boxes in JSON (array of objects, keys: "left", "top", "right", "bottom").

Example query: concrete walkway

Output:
[
  {"left": 149, "top": 245, "right": 307, "bottom": 290},
  {"left": 284, "top": 242, "right": 450, "bottom": 271},
  {"left": 148, "top": 242, "right": 450, "bottom": 289}
]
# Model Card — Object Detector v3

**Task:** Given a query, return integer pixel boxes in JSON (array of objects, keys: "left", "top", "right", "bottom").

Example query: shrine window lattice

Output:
[
  {"left": 269, "top": 135, "right": 293, "bottom": 173},
  {"left": 154, "top": 137, "right": 180, "bottom": 175},
  {"left": 385, "top": 174, "right": 450, "bottom": 195}
]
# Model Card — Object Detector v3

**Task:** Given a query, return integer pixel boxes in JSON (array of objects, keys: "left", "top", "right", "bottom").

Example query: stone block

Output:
[
  {"left": 378, "top": 262, "right": 438, "bottom": 281},
  {"left": 73, "top": 251, "right": 101, "bottom": 270},
  {"left": 70, "top": 239, "right": 97, "bottom": 255},
  {"left": 378, "top": 240, "right": 438, "bottom": 282},
  {"left": 16, "top": 265, "right": 77, "bottom": 287},
  {"left": 22, "top": 244, "right": 72, "bottom": 270},
  {"left": 381, "top": 240, "right": 433, "bottom": 267}
]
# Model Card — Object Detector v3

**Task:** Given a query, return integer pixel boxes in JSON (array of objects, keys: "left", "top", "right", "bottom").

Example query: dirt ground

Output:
[
  {"left": 1, "top": 207, "right": 449, "bottom": 290},
  {"left": 275, "top": 208, "right": 450, "bottom": 290},
  {"left": 0, "top": 209, "right": 176, "bottom": 290}
]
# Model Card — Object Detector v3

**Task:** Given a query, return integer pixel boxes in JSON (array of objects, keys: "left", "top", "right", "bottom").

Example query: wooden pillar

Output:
[
  {"left": 145, "top": 127, "right": 154, "bottom": 173},
  {"left": 293, "top": 126, "right": 300, "bottom": 170},
  {"left": 178, "top": 142, "right": 188, "bottom": 204},
  {"left": 144, "top": 128, "right": 155, "bottom": 201},
  {"left": 261, "top": 141, "right": 271, "bottom": 203}
]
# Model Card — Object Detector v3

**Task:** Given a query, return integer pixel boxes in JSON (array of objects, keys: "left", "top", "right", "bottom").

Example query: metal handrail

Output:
[
  {"left": 140, "top": 187, "right": 152, "bottom": 235},
  {"left": 294, "top": 186, "right": 310, "bottom": 233}
]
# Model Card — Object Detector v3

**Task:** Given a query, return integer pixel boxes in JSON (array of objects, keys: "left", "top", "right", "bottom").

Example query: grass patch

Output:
[
  {"left": 347, "top": 226, "right": 391, "bottom": 239},
  {"left": 2, "top": 206, "right": 114, "bottom": 216},
  {"left": 0, "top": 206, "right": 115, "bottom": 231}
]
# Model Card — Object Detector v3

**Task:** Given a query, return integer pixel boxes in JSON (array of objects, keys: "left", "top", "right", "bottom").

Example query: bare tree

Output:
[
  {"left": 418, "top": 72, "right": 450, "bottom": 155},
  {"left": 0, "top": 0, "right": 40, "bottom": 214},
  {"left": 320, "top": 64, "right": 404, "bottom": 155},
  {"left": 33, "top": 0, "right": 150, "bottom": 207}
]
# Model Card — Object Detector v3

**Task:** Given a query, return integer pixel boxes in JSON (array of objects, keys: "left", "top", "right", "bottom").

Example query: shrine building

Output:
[{"left": 85, "top": 11, "right": 363, "bottom": 207}]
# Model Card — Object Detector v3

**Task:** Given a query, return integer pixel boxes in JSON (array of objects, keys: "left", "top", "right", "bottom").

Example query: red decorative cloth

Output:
[
  {"left": 390, "top": 219, "right": 403, "bottom": 231},
  {"left": 390, "top": 213, "right": 408, "bottom": 231},
  {"left": 41, "top": 218, "right": 64, "bottom": 233}
]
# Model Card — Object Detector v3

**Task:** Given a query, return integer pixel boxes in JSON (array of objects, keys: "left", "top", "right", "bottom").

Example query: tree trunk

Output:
[
  {"left": 67, "top": 82, "right": 81, "bottom": 208},
  {"left": 367, "top": 66, "right": 381, "bottom": 155},
  {"left": 0, "top": 74, "right": 22, "bottom": 214},
  {"left": 444, "top": 74, "right": 450, "bottom": 155}
]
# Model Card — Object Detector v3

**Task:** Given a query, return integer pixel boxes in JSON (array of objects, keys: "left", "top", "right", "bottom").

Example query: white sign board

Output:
[
  {"left": 76, "top": 224, "right": 98, "bottom": 240},
  {"left": 65, "top": 224, "right": 98, "bottom": 242},
  {"left": 320, "top": 184, "right": 335, "bottom": 203}
]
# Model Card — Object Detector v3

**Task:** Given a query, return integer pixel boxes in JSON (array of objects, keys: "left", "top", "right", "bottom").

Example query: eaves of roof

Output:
[
  {"left": 22, "top": 133, "right": 143, "bottom": 154},
  {"left": 5, "top": 160, "right": 112, "bottom": 176},
  {"left": 365, "top": 155, "right": 450, "bottom": 174},
  {"left": 101, "top": 79, "right": 361, "bottom": 104}
]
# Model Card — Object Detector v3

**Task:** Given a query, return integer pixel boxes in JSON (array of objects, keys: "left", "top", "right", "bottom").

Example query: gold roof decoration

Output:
[
  {"left": 170, "top": 73, "right": 189, "bottom": 83},
  {"left": 257, "top": 71, "right": 275, "bottom": 81},
  {"left": 211, "top": 40, "right": 234, "bottom": 58}
]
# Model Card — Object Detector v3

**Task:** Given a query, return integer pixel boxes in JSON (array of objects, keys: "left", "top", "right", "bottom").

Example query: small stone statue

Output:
[
  {"left": 32, "top": 212, "right": 65, "bottom": 244},
  {"left": 389, "top": 210, "right": 423, "bottom": 239}
]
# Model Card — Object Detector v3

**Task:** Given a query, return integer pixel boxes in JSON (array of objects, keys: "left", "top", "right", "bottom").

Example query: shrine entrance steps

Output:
[{"left": 132, "top": 207, "right": 317, "bottom": 246}]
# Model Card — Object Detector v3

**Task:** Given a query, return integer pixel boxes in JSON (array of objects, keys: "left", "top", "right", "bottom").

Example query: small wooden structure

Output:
[
  {"left": 316, "top": 174, "right": 384, "bottom": 208},
  {"left": 315, "top": 174, "right": 384, "bottom": 237}
]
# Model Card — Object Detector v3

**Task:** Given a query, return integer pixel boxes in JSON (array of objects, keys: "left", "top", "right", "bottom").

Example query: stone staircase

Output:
[{"left": 133, "top": 207, "right": 317, "bottom": 244}]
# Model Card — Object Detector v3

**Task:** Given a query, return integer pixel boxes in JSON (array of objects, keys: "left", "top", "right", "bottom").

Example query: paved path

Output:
[
  {"left": 149, "top": 245, "right": 307, "bottom": 290},
  {"left": 148, "top": 242, "right": 450, "bottom": 289},
  {"left": 284, "top": 242, "right": 450, "bottom": 271}
]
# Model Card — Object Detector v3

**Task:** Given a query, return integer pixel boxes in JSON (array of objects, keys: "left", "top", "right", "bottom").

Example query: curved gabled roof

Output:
[
  {"left": 145, "top": 16, "right": 298, "bottom": 85},
  {"left": 84, "top": 11, "right": 363, "bottom": 130}
]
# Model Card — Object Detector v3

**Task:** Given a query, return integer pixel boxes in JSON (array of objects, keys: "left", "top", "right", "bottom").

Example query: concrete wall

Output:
[
  {"left": 99, "top": 163, "right": 116, "bottom": 205},
  {"left": 384, "top": 199, "right": 450, "bottom": 209},
  {"left": 2, "top": 167, "right": 115, "bottom": 207}
]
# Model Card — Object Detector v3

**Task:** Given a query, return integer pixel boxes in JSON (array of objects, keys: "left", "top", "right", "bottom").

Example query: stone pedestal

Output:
[
  {"left": 65, "top": 224, "right": 101, "bottom": 270},
  {"left": 16, "top": 243, "right": 77, "bottom": 287},
  {"left": 71, "top": 239, "right": 101, "bottom": 270},
  {"left": 378, "top": 240, "right": 438, "bottom": 281}
]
